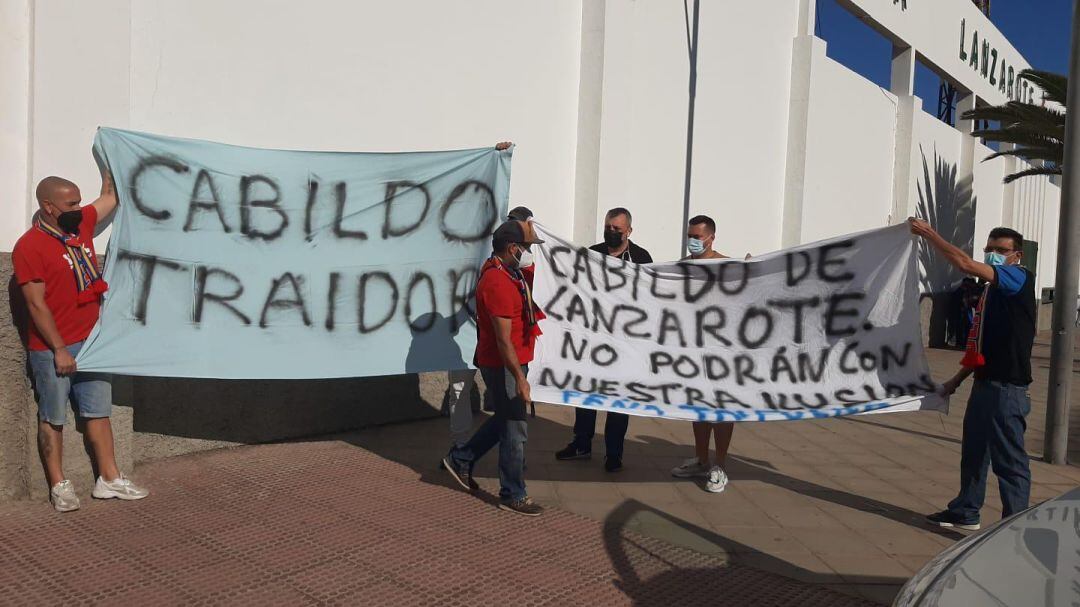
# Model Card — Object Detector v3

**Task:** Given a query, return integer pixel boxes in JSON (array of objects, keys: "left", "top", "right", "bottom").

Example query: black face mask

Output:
[
  {"left": 57, "top": 209, "right": 83, "bottom": 234},
  {"left": 603, "top": 230, "right": 623, "bottom": 249}
]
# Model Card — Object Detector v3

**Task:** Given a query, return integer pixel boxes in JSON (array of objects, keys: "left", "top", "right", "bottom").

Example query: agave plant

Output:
[{"left": 962, "top": 69, "right": 1067, "bottom": 183}]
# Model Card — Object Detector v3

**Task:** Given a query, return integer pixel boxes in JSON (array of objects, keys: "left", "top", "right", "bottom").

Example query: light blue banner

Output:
[{"left": 78, "top": 128, "right": 511, "bottom": 379}]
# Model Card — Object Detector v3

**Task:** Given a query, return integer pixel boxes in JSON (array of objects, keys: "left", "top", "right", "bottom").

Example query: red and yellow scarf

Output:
[{"left": 36, "top": 219, "right": 108, "bottom": 305}]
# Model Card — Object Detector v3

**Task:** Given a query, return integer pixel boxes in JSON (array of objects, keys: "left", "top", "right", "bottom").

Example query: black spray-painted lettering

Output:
[
  {"left": 405, "top": 273, "right": 437, "bottom": 332},
  {"left": 184, "top": 169, "right": 231, "bottom": 233},
  {"left": 439, "top": 180, "right": 497, "bottom": 243},
  {"left": 765, "top": 296, "right": 821, "bottom": 343},
  {"left": 825, "top": 292, "right": 866, "bottom": 337},
  {"left": 333, "top": 182, "right": 368, "bottom": 241},
  {"left": 259, "top": 272, "right": 311, "bottom": 328},
  {"left": 240, "top": 175, "right": 287, "bottom": 241},
  {"left": 382, "top": 181, "right": 431, "bottom": 239},
  {"left": 131, "top": 155, "right": 189, "bottom": 221},
  {"left": 357, "top": 271, "right": 397, "bottom": 333},
  {"left": 194, "top": 266, "right": 251, "bottom": 325},
  {"left": 116, "top": 249, "right": 185, "bottom": 324},
  {"left": 325, "top": 271, "right": 341, "bottom": 330}
]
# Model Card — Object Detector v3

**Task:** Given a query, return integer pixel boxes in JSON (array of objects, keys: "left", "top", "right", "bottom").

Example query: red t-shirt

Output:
[
  {"left": 475, "top": 260, "right": 539, "bottom": 368},
  {"left": 12, "top": 205, "right": 102, "bottom": 351}
]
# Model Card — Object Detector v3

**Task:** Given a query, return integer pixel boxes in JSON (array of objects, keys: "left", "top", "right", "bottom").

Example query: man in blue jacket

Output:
[{"left": 909, "top": 219, "right": 1035, "bottom": 531}]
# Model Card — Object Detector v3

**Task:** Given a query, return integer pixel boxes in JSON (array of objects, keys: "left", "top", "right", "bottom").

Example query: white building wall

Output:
[
  {"left": 799, "top": 56, "right": 896, "bottom": 244},
  {"left": 972, "top": 148, "right": 1007, "bottom": 255},
  {"left": 16, "top": 0, "right": 585, "bottom": 251},
  {"left": 687, "top": 2, "right": 800, "bottom": 259},
  {"left": 593, "top": 0, "right": 687, "bottom": 260},
  {"left": 1038, "top": 182, "right": 1062, "bottom": 298},
  {"left": 1, "top": 0, "right": 1066, "bottom": 291},
  {"left": 0, "top": 0, "right": 34, "bottom": 249}
]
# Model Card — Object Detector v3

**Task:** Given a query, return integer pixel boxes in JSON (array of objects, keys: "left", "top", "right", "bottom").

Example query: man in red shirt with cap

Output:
[
  {"left": 443, "top": 218, "right": 544, "bottom": 516},
  {"left": 13, "top": 171, "right": 148, "bottom": 512}
]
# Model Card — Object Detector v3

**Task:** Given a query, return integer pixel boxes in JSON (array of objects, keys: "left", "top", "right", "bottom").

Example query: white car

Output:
[{"left": 895, "top": 487, "right": 1080, "bottom": 606}]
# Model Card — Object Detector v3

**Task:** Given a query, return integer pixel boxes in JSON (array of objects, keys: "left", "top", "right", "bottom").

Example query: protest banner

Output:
[
  {"left": 77, "top": 128, "right": 511, "bottom": 379},
  {"left": 528, "top": 223, "right": 947, "bottom": 422}
]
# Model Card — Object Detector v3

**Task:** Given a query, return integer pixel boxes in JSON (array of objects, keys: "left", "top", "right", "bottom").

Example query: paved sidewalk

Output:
[
  {"left": 0, "top": 441, "right": 873, "bottom": 606},
  {"left": 2, "top": 335, "right": 1075, "bottom": 605},
  {"left": 352, "top": 333, "right": 1080, "bottom": 605}
]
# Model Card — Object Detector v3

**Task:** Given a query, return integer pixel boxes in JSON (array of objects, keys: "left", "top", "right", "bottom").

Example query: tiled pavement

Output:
[
  {"left": 0, "top": 441, "right": 874, "bottom": 606},
  {"left": 1, "top": 334, "right": 1077, "bottom": 605},
  {"left": 349, "top": 333, "right": 1080, "bottom": 605}
]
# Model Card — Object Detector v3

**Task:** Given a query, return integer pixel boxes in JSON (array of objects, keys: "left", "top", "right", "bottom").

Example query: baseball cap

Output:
[
  {"left": 492, "top": 219, "right": 544, "bottom": 248},
  {"left": 508, "top": 206, "right": 534, "bottom": 221}
]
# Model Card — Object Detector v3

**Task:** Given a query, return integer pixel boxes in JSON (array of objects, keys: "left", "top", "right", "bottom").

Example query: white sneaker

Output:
[
  {"left": 705, "top": 466, "right": 728, "bottom": 493},
  {"left": 50, "top": 480, "right": 80, "bottom": 512},
  {"left": 92, "top": 474, "right": 149, "bottom": 501},
  {"left": 671, "top": 458, "right": 710, "bottom": 478}
]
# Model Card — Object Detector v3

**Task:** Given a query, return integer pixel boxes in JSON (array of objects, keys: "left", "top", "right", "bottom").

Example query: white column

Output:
[
  {"left": 957, "top": 92, "right": 978, "bottom": 183},
  {"left": 890, "top": 45, "right": 915, "bottom": 97},
  {"left": 797, "top": 0, "right": 816, "bottom": 37},
  {"left": 781, "top": 34, "right": 827, "bottom": 247},
  {"left": 0, "top": 0, "right": 34, "bottom": 251},
  {"left": 889, "top": 45, "right": 917, "bottom": 225},
  {"left": 572, "top": 0, "right": 606, "bottom": 246}
]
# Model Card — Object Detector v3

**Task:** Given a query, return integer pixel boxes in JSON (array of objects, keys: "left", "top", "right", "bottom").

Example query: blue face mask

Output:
[
  {"left": 984, "top": 252, "right": 1008, "bottom": 266},
  {"left": 687, "top": 238, "right": 705, "bottom": 256}
]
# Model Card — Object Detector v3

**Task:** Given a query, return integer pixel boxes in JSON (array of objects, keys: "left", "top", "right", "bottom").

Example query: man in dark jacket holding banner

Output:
[
  {"left": 909, "top": 218, "right": 1036, "bottom": 531},
  {"left": 555, "top": 207, "right": 652, "bottom": 472}
]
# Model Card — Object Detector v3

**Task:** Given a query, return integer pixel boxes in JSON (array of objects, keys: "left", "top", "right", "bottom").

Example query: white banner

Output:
[{"left": 528, "top": 224, "right": 947, "bottom": 422}]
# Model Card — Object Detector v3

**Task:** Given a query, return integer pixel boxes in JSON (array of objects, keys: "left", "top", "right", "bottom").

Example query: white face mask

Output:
[
  {"left": 515, "top": 247, "right": 535, "bottom": 269},
  {"left": 509, "top": 243, "right": 535, "bottom": 266}
]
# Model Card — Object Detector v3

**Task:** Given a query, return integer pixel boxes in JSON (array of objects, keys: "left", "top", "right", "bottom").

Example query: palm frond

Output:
[
  {"left": 970, "top": 128, "right": 1061, "bottom": 149},
  {"left": 982, "top": 146, "right": 1064, "bottom": 164},
  {"left": 1004, "top": 165, "right": 1062, "bottom": 184},
  {"left": 1019, "top": 69, "right": 1068, "bottom": 106},
  {"left": 964, "top": 103, "right": 1065, "bottom": 131}
]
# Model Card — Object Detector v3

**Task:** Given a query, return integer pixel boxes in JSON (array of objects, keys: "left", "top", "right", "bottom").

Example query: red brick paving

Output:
[{"left": 0, "top": 440, "right": 874, "bottom": 606}]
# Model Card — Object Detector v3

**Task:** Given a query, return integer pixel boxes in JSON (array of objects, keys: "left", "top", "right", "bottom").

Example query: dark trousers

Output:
[
  {"left": 572, "top": 409, "right": 629, "bottom": 460},
  {"left": 948, "top": 379, "right": 1032, "bottom": 521}
]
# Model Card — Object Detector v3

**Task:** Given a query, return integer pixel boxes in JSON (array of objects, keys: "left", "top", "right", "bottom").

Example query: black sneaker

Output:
[
  {"left": 555, "top": 444, "right": 591, "bottom": 461},
  {"left": 498, "top": 496, "right": 543, "bottom": 517},
  {"left": 926, "top": 510, "right": 980, "bottom": 530},
  {"left": 441, "top": 455, "right": 473, "bottom": 492},
  {"left": 604, "top": 457, "right": 623, "bottom": 473}
]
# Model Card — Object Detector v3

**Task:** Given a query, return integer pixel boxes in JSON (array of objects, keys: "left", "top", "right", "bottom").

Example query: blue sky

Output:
[{"left": 816, "top": 0, "right": 1074, "bottom": 116}]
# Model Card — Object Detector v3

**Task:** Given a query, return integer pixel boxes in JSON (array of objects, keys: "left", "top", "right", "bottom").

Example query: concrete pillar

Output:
[
  {"left": 572, "top": 0, "right": 606, "bottom": 246},
  {"left": 889, "top": 45, "right": 917, "bottom": 225},
  {"left": 0, "top": 0, "right": 34, "bottom": 252},
  {"left": 1000, "top": 142, "right": 1018, "bottom": 227},
  {"left": 890, "top": 45, "right": 915, "bottom": 97},
  {"left": 797, "top": 0, "right": 817, "bottom": 37},
  {"left": 957, "top": 93, "right": 978, "bottom": 184},
  {"left": 781, "top": 34, "right": 827, "bottom": 247}
]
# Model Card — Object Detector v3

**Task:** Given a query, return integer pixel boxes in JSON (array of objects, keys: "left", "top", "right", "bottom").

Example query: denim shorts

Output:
[{"left": 28, "top": 341, "right": 112, "bottom": 425}]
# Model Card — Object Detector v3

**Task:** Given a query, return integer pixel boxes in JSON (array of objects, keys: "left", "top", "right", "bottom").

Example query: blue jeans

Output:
[
  {"left": 28, "top": 341, "right": 112, "bottom": 426},
  {"left": 450, "top": 365, "right": 528, "bottom": 501},
  {"left": 948, "top": 379, "right": 1032, "bottom": 520}
]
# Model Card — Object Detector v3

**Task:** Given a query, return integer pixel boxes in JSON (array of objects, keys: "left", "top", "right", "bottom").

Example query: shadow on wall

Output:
[
  {"left": 125, "top": 310, "right": 483, "bottom": 450},
  {"left": 916, "top": 145, "right": 976, "bottom": 349}
]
